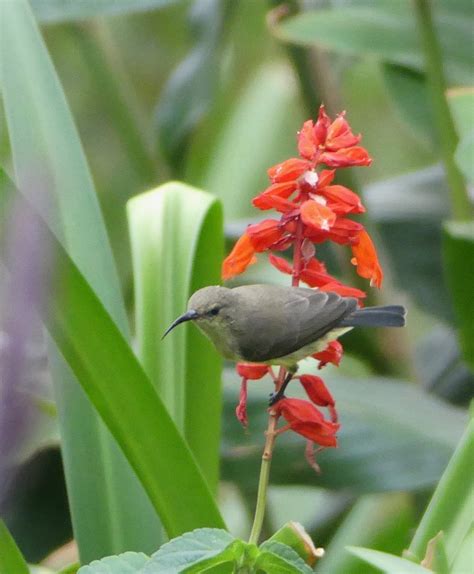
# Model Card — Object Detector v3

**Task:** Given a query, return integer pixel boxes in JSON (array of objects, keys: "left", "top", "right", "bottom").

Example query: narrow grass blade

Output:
[
  {"left": 0, "top": 520, "right": 29, "bottom": 574},
  {"left": 128, "top": 183, "right": 223, "bottom": 491},
  {"left": 408, "top": 416, "right": 474, "bottom": 566},
  {"left": 0, "top": 177, "right": 226, "bottom": 538},
  {"left": 0, "top": 2, "right": 162, "bottom": 559}
]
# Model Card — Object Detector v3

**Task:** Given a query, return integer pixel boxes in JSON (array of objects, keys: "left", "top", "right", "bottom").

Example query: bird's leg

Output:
[{"left": 269, "top": 371, "right": 294, "bottom": 406}]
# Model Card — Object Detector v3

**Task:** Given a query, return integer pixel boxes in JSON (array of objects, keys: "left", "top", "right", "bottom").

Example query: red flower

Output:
[
  {"left": 351, "top": 229, "right": 384, "bottom": 288},
  {"left": 312, "top": 340, "right": 343, "bottom": 368},
  {"left": 304, "top": 218, "right": 363, "bottom": 245},
  {"left": 300, "top": 200, "right": 337, "bottom": 231},
  {"left": 247, "top": 219, "right": 287, "bottom": 251},
  {"left": 274, "top": 398, "right": 339, "bottom": 447},
  {"left": 297, "top": 105, "right": 371, "bottom": 168},
  {"left": 268, "top": 158, "right": 311, "bottom": 183},
  {"left": 222, "top": 233, "right": 257, "bottom": 280},
  {"left": 236, "top": 378, "right": 248, "bottom": 427},
  {"left": 299, "top": 374, "right": 338, "bottom": 422},
  {"left": 236, "top": 363, "right": 269, "bottom": 380}
]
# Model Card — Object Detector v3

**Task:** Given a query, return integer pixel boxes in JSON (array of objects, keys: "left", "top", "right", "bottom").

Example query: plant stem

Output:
[
  {"left": 413, "top": 0, "right": 472, "bottom": 220},
  {"left": 248, "top": 409, "right": 279, "bottom": 545}
]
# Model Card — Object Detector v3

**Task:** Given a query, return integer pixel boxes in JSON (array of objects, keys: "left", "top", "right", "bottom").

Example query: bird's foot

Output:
[{"left": 269, "top": 391, "right": 285, "bottom": 406}]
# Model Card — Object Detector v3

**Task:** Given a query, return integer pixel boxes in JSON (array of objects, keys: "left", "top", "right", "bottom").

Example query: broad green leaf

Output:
[
  {"left": 77, "top": 552, "right": 148, "bottom": 574},
  {"left": 447, "top": 88, "right": 474, "bottom": 183},
  {"left": 187, "top": 64, "right": 304, "bottom": 220},
  {"left": 268, "top": 522, "right": 321, "bottom": 567},
  {"left": 275, "top": 3, "right": 473, "bottom": 84},
  {"left": 0, "top": 0, "right": 162, "bottom": 559},
  {"left": 222, "top": 371, "right": 466, "bottom": 492},
  {"left": 443, "top": 221, "right": 474, "bottom": 371},
  {"left": 409, "top": 417, "right": 474, "bottom": 566},
  {"left": 144, "top": 529, "right": 236, "bottom": 574},
  {"left": 347, "top": 547, "right": 432, "bottom": 574},
  {"left": 0, "top": 521, "right": 29, "bottom": 574},
  {"left": 315, "top": 493, "right": 414, "bottom": 574},
  {"left": 154, "top": 1, "right": 235, "bottom": 171},
  {"left": 256, "top": 541, "right": 314, "bottom": 574},
  {"left": 31, "top": 0, "right": 178, "bottom": 23},
  {"left": 0, "top": 178, "right": 226, "bottom": 539},
  {"left": 127, "top": 182, "right": 223, "bottom": 491}
]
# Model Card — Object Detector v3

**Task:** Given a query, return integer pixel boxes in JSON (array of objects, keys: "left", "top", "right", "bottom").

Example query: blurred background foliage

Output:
[{"left": 0, "top": 0, "right": 472, "bottom": 572}]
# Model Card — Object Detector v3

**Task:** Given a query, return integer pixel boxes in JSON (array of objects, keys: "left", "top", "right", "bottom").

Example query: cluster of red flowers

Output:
[{"left": 222, "top": 106, "right": 383, "bottom": 466}]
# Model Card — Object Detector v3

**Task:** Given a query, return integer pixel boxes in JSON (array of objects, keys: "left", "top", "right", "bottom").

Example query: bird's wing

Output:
[{"left": 236, "top": 287, "right": 356, "bottom": 362}]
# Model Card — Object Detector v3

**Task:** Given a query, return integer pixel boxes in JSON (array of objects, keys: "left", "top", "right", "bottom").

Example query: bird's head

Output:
[{"left": 162, "top": 286, "right": 234, "bottom": 338}]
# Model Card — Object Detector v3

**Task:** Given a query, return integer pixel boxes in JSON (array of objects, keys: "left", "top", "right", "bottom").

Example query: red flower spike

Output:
[
  {"left": 312, "top": 340, "right": 343, "bottom": 369},
  {"left": 236, "top": 362, "right": 269, "bottom": 380},
  {"left": 274, "top": 398, "right": 339, "bottom": 447},
  {"left": 351, "top": 229, "right": 384, "bottom": 288},
  {"left": 236, "top": 378, "right": 248, "bottom": 427},
  {"left": 319, "top": 146, "right": 372, "bottom": 168},
  {"left": 222, "top": 233, "right": 257, "bottom": 280},
  {"left": 299, "top": 375, "right": 335, "bottom": 408},
  {"left": 268, "top": 158, "right": 311, "bottom": 183},
  {"left": 300, "top": 200, "right": 337, "bottom": 231},
  {"left": 268, "top": 253, "right": 293, "bottom": 275}
]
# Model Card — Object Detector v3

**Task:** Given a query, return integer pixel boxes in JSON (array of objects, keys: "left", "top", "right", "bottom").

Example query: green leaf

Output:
[
  {"left": 77, "top": 552, "right": 149, "bottom": 574},
  {"left": 447, "top": 88, "right": 474, "bottom": 183},
  {"left": 256, "top": 541, "right": 314, "bottom": 574},
  {"left": 222, "top": 371, "right": 466, "bottom": 493},
  {"left": 315, "top": 493, "right": 414, "bottom": 574},
  {"left": 268, "top": 522, "right": 321, "bottom": 567},
  {"left": 0, "top": 520, "right": 29, "bottom": 574},
  {"left": 0, "top": 176, "right": 226, "bottom": 539},
  {"left": 275, "top": 3, "right": 473, "bottom": 84},
  {"left": 143, "top": 529, "right": 237, "bottom": 574},
  {"left": 347, "top": 547, "right": 432, "bottom": 574},
  {"left": 443, "top": 221, "right": 474, "bottom": 371},
  {"left": 127, "top": 182, "right": 223, "bottom": 491},
  {"left": 0, "top": 0, "right": 163, "bottom": 560},
  {"left": 187, "top": 64, "right": 304, "bottom": 220},
  {"left": 154, "top": 1, "right": 234, "bottom": 171},
  {"left": 30, "top": 0, "right": 178, "bottom": 23},
  {"left": 408, "top": 417, "right": 474, "bottom": 567}
]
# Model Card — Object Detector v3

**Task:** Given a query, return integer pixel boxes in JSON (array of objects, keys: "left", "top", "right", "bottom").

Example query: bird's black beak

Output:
[{"left": 162, "top": 309, "right": 199, "bottom": 339}]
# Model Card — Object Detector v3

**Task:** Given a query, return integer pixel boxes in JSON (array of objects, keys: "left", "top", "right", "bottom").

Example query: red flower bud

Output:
[
  {"left": 312, "top": 340, "right": 343, "bottom": 368},
  {"left": 236, "top": 363, "right": 269, "bottom": 380}
]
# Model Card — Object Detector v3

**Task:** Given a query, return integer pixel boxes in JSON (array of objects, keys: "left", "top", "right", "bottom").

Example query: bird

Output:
[{"left": 163, "top": 284, "right": 406, "bottom": 404}]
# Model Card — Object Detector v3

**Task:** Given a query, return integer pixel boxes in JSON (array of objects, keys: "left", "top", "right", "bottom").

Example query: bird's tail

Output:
[{"left": 340, "top": 305, "right": 406, "bottom": 328}]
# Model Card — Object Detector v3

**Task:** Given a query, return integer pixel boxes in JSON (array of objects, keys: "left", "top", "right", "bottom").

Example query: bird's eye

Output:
[{"left": 209, "top": 307, "right": 220, "bottom": 316}]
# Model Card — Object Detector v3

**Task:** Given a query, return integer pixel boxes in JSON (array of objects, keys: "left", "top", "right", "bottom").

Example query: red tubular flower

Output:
[
  {"left": 300, "top": 200, "right": 337, "bottom": 231},
  {"left": 236, "top": 378, "right": 248, "bottom": 427},
  {"left": 222, "top": 233, "right": 257, "bottom": 280},
  {"left": 312, "top": 340, "right": 343, "bottom": 369},
  {"left": 325, "top": 112, "right": 361, "bottom": 151},
  {"left": 268, "top": 158, "right": 311, "bottom": 183},
  {"left": 319, "top": 146, "right": 372, "bottom": 168},
  {"left": 304, "top": 218, "right": 363, "bottom": 245},
  {"left": 236, "top": 363, "right": 269, "bottom": 380},
  {"left": 274, "top": 398, "right": 339, "bottom": 447},
  {"left": 351, "top": 229, "right": 384, "bottom": 288},
  {"left": 247, "top": 219, "right": 287, "bottom": 251},
  {"left": 299, "top": 374, "right": 338, "bottom": 422},
  {"left": 268, "top": 253, "right": 293, "bottom": 275}
]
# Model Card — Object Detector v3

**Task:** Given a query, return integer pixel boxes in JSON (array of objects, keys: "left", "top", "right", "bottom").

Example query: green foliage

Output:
[
  {"left": 0, "top": 521, "right": 29, "bottom": 574},
  {"left": 31, "top": 0, "right": 178, "bottom": 23},
  {"left": 443, "top": 222, "right": 474, "bottom": 371},
  {"left": 274, "top": 2, "right": 473, "bottom": 83},
  {"left": 448, "top": 88, "right": 474, "bottom": 183},
  {"left": 0, "top": 0, "right": 161, "bottom": 559},
  {"left": 347, "top": 547, "right": 432, "bottom": 573},
  {"left": 77, "top": 552, "right": 149, "bottom": 574},
  {"left": 128, "top": 182, "right": 223, "bottom": 491},
  {"left": 0, "top": 176, "right": 225, "bottom": 539}
]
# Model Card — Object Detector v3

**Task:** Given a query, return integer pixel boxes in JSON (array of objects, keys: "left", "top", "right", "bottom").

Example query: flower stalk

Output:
[{"left": 413, "top": 0, "right": 472, "bottom": 220}]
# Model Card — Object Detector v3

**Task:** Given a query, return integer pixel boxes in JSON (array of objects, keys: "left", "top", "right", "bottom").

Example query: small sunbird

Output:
[{"left": 163, "top": 284, "right": 406, "bottom": 404}]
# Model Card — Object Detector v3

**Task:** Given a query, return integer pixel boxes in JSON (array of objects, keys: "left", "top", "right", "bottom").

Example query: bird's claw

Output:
[{"left": 269, "top": 391, "right": 284, "bottom": 406}]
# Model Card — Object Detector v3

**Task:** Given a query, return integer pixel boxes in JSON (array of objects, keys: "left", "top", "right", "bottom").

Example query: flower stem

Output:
[
  {"left": 413, "top": 0, "right": 472, "bottom": 220},
  {"left": 248, "top": 409, "right": 279, "bottom": 545}
]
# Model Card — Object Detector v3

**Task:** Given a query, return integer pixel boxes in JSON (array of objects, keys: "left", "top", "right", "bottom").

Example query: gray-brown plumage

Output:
[{"left": 163, "top": 284, "right": 406, "bottom": 373}]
